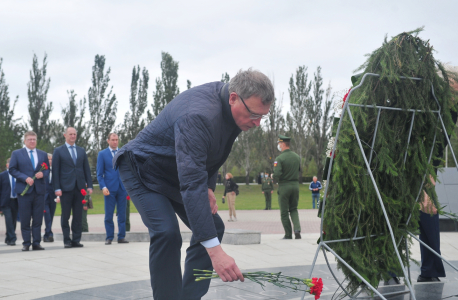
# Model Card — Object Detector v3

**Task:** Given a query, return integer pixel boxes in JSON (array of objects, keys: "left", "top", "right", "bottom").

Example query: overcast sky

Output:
[{"left": 1, "top": 0, "right": 457, "bottom": 127}]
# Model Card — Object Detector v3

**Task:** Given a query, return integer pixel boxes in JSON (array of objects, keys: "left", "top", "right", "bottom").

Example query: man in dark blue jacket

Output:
[
  {"left": 114, "top": 69, "right": 274, "bottom": 299},
  {"left": 97, "top": 133, "right": 128, "bottom": 244},
  {"left": 9, "top": 131, "right": 50, "bottom": 251},
  {"left": 53, "top": 127, "right": 93, "bottom": 248},
  {"left": 0, "top": 158, "right": 18, "bottom": 246}
]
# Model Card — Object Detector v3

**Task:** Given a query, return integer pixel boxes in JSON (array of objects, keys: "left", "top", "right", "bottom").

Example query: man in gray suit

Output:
[{"left": 53, "top": 127, "right": 93, "bottom": 248}]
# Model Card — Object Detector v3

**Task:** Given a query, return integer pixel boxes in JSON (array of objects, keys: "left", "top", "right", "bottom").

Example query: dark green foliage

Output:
[
  {"left": 221, "top": 72, "right": 230, "bottom": 83},
  {"left": 119, "top": 66, "right": 149, "bottom": 143},
  {"left": 322, "top": 28, "right": 456, "bottom": 293},
  {"left": 62, "top": 90, "right": 89, "bottom": 149},
  {"left": 27, "top": 53, "right": 53, "bottom": 150},
  {"left": 187, "top": 80, "right": 192, "bottom": 90},
  {"left": 147, "top": 52, "right": 179, "bottom": 121},
  {"left": 0, "top": 58, "right": 22, "bottom": 170},
  {"left": 87, "top": 55, "right": 117, "bottom": 163}
]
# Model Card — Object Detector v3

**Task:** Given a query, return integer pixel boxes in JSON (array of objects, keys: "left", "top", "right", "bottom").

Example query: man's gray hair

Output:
[{"left": 229, "top": 68, "right": 274, "bottom": 105}]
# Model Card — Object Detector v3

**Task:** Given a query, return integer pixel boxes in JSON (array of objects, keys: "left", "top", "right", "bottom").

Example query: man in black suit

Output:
[
  {"left": 0, "top": 158, "right": 18, "bottom": 246},
  {"left": 43, "top": 153, "right": 56, "bottom": 243},
  {"left": 9, "top": 131, "right": 50, "bottom": 251},
  {"left": 53, "top": 127, "right": 93, "bottom": 248}
]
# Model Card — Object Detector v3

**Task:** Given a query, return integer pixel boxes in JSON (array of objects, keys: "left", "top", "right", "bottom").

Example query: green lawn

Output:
[{"left": 54, "top": 184, "right": 313, "bottom": 216}]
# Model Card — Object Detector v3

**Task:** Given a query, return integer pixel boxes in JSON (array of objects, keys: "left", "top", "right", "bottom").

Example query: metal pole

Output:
[
  {"left": 346, "top": 106, "right": 416, "bottom": 300},
  {"left": 368, "top": 108, "right": 381, "bottom": 165},
  {"left": 404, "top": 112, "right": 416, "bottom": 166}
]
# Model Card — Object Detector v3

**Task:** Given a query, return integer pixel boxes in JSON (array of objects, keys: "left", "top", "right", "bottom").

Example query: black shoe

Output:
[
  {"left": 71, "top": 242, "right": 84, "bottom": 248},
  {"left": 22, "top": 245, "right": 30, "bottom": 251},
  {"left": 43, "top": 236, "right": 54, "bottom": 243},
  {"left": 105, "top": 239, "right": 112, "bottom": 245},
  {"left": 32, "top": 244, "right": 45, "bottom": 250},
  {"left": 294, "top": 231, "right": 302, "bottom": 239},
  {"left": 117, "top": 239, "right": 129, "bottom": 244},
  {"left": 7, "top": 241, "right": 16, "bottom": 246},
  {"left": 384, "top": 277, "right": 401, "bottom": 285},
  {"left": 282, "top": 236, "right": 292, "bottom": 240},
  {"left": 64, "top": 243, "right": 72, "bottom": 248},
  {"left": 264, "top": 208, "right": 268, "bottom": 210},
  {"left": 417, "top": 275, "right": 440, "bottom": 282}
]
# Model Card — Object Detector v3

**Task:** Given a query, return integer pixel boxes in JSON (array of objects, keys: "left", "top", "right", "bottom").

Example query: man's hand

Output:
[
  {"left": 208, "top": 188, "right": 218, "bottom": 214},
  {"left": 55, "top": 191, "right": 62, "bottom": 197},
  {"left": 55, "top": 196, "right": 61, "bottom": 203},
  {"left": 206, "top": 245, "right": 244, "bottom": 282},
  {"left": 87, "top": 188, "right": 93, "bottom": 195},
  {"left": 26, "top": 177, "right": 34, "bottom": 186},
  {"left": 35, "top": 172, "right": 43, "bottom": 179},
  {"left": 83, "top": 206, "right": 88, "bottom": 211},
  {"left": 102, "top": 187, "right": 110, "bottom": 196},
  {"left": 262, "top": 191, "right": 264, "bottom": 194},
  {"left": 421, "top": 191, "right": 438, "bottom": 215},
  {"left": 271, "top": 190, "right": 273, "bottom": 194}
]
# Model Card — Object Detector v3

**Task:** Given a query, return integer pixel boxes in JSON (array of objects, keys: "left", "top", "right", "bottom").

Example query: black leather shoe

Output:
[
  {"left": 7, "top": 241, "right": 16, "bottom": 246},
  {"left": 71, "top": 242, "right": 84, "bottom": 248},
  {"left": 105, "top": 239, "right": 112, "bottom": 245},
  {"left": 417, "top": 275, "right": 440, "bottom": 282},
  {"left": 118, "top": 239, "right": 129, "bottom": 243},
  {"left": 294, "top": 231, "right": 302, "bottom": 239},
  {"left": 32, "top": 244, "right": 45, "bottom": 250},
  {"left": 384, "top": 277, "right": 401, "bottom": 285},
  {"left": 22, "top": 245, "right": 30, "bottom": 251},
  {"left": 64, "top": 243, "right": 72, "bottom": 248},
  {"left": 43, "top": 237, "right": 54, "bottom": 243},
  {"left": 282, "top": 236, "right": 292, "bottom": 240}
]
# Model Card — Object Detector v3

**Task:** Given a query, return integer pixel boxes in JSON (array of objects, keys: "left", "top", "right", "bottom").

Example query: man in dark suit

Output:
[
  {"left": 0, "top": 158, "right": 18, "bottom": 246},
  {"left": 43, "top": 153, "right": 56, "bottom": 243},
  {"left": 97, "top": 133, "right": 129, "bottom": 245},
  {"left": 53, "top": 127, "right": 93, "bottom": 248},
  {"left": 9, "top": 131, "right": 49, "bottom": 251}
]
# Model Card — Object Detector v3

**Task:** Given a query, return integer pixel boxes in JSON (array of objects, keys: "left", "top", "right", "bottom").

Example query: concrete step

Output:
[{"left": 53, "top": 229, "right": 261, "bottom": 245}]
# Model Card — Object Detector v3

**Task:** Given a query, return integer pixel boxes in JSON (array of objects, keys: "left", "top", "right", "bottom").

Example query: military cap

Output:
[{"left": 278, "top": 135, "right": 291, "bottom": 142}]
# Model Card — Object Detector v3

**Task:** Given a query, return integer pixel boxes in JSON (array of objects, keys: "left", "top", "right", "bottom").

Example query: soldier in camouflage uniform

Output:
[
  {"left": 273, "top": 135, "right": 301, "bottom": 239},
  {"left": 261, "top": 173, "right": 274, "bottom": 210}
]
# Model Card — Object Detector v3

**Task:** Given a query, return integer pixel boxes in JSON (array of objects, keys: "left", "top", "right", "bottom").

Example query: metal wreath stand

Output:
[{"left": 301, "top": 73, "right": 458, "bottom": 300}]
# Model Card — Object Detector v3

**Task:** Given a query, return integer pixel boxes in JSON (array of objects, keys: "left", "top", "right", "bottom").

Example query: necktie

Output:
[
  {"left": 70, "top": 146, "right": 77, "bottom": 165},
  {"left": 30, "top": 150, "right": 35, "bottom": 169},
  {"left": 112, "top": 150, "right": 117, "bottom": 156},
  {"left": 12, "top": 177, "right": 17, "bottom": 198}
]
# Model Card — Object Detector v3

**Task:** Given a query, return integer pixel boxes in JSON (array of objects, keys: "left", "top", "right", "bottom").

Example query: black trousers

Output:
[
  {"left": 419, "top": 211, "right": 445, "bottom": 278},
  {"left": 118, "top": 157, "right": 225, "bottom": 300},
  {"left": 60, "top": 187, "right": 84, "bottom": 244},
  {"left": 3, "top": 198, "right": 18, "bottom": 243},
  {"left": 18, "top": 190, "right": 45, "bottom": 246}
]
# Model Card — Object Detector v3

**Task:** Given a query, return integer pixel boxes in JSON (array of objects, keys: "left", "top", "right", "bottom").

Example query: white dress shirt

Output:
[
  {"left": 25, "top": 146, "right": 38, "bottom": 169},
  {"left": 65, "top": 142, "right": 78, "bottom": 159}
]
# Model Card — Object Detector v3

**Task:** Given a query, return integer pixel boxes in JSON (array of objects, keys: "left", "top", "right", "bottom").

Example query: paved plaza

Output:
[{"left": 1, "top": 210, "right": 458, "bottom": 299}]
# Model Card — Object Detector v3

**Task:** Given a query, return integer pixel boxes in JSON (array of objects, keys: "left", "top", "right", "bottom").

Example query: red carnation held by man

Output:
[{"left": 81, "top": 189, "right": 87, "bottom": 196}]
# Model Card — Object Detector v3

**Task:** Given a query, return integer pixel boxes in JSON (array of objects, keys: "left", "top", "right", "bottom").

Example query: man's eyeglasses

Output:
[{"left": 238, "top": 95, "right": 270, "bottom": 120}]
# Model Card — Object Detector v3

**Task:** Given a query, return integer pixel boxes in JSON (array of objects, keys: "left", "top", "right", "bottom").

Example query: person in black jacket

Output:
[
  {"left": 0, "top": 158, "right": 18, "bottom": 246},
  {"left": 53, "top": 127, "right": 93, "bottom": 249},
  {"left": 113, "top": 69, "right": 274, "bottom": 300},
  {"left": 223, "top": 173, "right": 238, "bottom": 222}
]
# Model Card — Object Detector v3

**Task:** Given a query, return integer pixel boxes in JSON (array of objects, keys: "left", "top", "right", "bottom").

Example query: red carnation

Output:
[
  {"left": 310, "top": 278, "right": 323, "bottom": 299},
  {"left": 82, "top": 199, "right": 87, "bottom": 204},
  {"left": 81, "top": 189, "right": 87, "bottom": 196},
  {"left": 44, "top": 210, "right": 46, "bottom": 213},
  {"left": 341, "top": 88, "right": 352, "bottom": 108},
  {"left": 41, "top": 162, "right": 48, "bottom": 170},
  {"left": 127, "top": 196, "right": 131, "bottom": 200}
]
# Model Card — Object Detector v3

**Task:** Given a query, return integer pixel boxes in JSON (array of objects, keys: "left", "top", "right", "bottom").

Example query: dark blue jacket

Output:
[
  {"left": 114, "top": 82, "right": 241, "bottom": 242},
  {"left": 9, "top": 148, "right": 50, "bottom": 195},
  {"left": 309, "top": 181, "right": 322, "bottom": 195},
  {"left": 97, "top": 148, "right": 125, "bottom": 192},
  {"left": 45, "top": 171, "right": 54, "bottom": 204},
  {"left": 0, "top": 171, "right": 12, "bottom": 209},
  {"left": 52, "top": 144, "right": 93, "bottom": 192}
]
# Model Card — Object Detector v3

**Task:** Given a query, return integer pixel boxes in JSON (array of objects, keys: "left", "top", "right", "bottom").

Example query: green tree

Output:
[
  {"left": 288, "top": 66, "right": 312, "bottom": 183},
  {"left": 0, "top": 58, "right": 22, "bottom": 170},
  {"left": 264, "top": 94, "right": 285, "bottom": 173},
  {"left": 221, "top": 72, "right": 230, "bottom": 83},
  {"left": 27, "top": 53, "right": 53, "bottom": 150},
  {"left": 187, "top": 80, "right": 192, "bottom": 90},
  {"left": 120, "top": 66, "right": 149, "bottom": 143},
  {"left": 147, "top": 52, "right": 179, "bottom": 121},
  {"left": 308, "top": 66, "right": 333, "bottom": 181},
  {"left": 61, "top": 90, "right": 89, "bottom": 149},
  {"left": 87, "top": 55, "right": 117, "bottom": 164}
]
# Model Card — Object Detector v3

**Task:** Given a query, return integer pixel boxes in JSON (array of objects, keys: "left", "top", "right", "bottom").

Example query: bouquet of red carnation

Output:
[
  {"left": 21, "top": 162, "right": 48, "bottom": 196},
  {"left": 194, "top": 270, "right": 323, "bottom": 299},
  {"left": 127, "top": 196, "right": 131, "bottom": 200},
  {"left": 81, "top": 189, "right": 89, "bottom": 205}
]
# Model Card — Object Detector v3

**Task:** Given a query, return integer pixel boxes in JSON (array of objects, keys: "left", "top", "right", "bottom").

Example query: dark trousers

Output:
[
  {"left": 17, "top": 191, "right": 45, "bottom": 246},
  {"left": 104, "top": 187, "right": 127, "bottom": 241},
  {"left": 126, "top": 200, "right": 131, "bottom": 232},
  {"left": 118, "top": 157, "right": 225, "bottom": 300},
  {"left": 3, "top": 198, "right": 18, "bottom": 243},
  {"left": 44, "top": 197, "right": 56, "bottom": 238},
  {"left": 419, "top": 211, "right": 445, "bottom": 278},
  {"left": 60, "top": 187, "right": 84, "bottom": 244},
  {"left": 82, "top": 209, "right": 88, "bottom": 232},
  {"left": 263, "top": 191, "right": 272, "bottom": 209}
]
